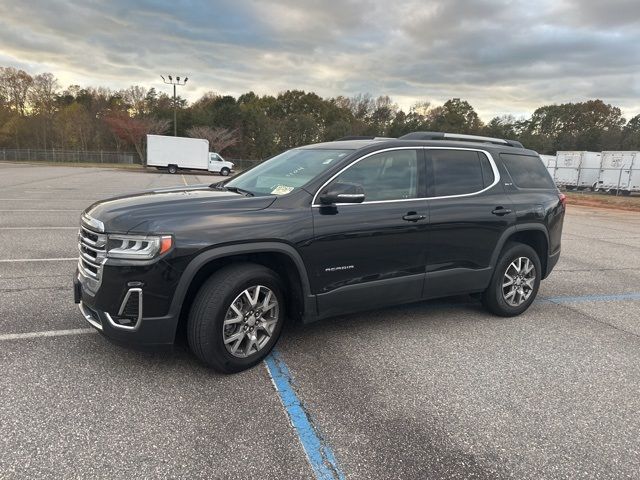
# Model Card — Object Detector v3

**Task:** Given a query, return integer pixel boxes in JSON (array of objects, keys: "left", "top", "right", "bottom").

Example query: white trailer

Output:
[
  {"left": 630, "top": 160, "right": 640, "bottom": 194},
  {"left": 599, "top": 151, "right": 639, "bottom": 195},
  {"left": 540, "top": 154, "right": 557, "bottom": 179},
  {"left": 554, "top": 151, "right": 602, "bottom": 190},
  {"left": 146, "top": 134, "right": 235, "bottom": 175}
]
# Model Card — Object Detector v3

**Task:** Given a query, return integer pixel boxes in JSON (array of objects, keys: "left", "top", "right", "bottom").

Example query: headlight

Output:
[{"left": 106, "top": 234, "right": 173, "bottom": 260}]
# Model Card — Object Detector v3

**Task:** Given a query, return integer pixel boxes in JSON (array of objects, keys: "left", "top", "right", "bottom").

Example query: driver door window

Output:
[
  {"left": 308, "top": 148, "right": 427, "bottom": 315},
  {"left": 332, "top": 149, "right": 419, "bottom": 202}
]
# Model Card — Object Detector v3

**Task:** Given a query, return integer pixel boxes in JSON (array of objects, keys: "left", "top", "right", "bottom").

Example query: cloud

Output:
[{"left": 0, "top": 0, "right": 638, "bottom": 120}]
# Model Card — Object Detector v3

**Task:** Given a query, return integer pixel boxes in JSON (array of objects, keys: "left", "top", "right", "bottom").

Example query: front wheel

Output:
[
  {"left": 168, "top": 164, "right": 178, "bottom": 174},
  {"left": 187, "top": 263, "right": 285, "bottom": 373},
  {"left": 220, "top": 167, "right": 230, "bottom": 176},
  {"left": 482, "top": 242, "right": 541, "bottom": 317}
]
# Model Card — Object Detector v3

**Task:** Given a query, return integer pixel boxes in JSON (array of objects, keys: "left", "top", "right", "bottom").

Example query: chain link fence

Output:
[
  {"left": 0, "top": 148, "right": 139, "bottom": 164},
  {"left": 0, "top": 148, "right": 262, "bottom": 171}
]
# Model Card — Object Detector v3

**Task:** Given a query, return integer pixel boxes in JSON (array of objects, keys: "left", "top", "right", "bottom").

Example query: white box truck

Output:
[
  {"left": 599, "top": 151, "right": 639, "bottom": 195},
  {"left": 146, "top": 134, "right": 235, "bottom": 175},
  {"left": 540, "top": 154, "right": 557, "bottom": 179},
  {"left": 555, "top": 151, "right": 602, "bottom": 190}
]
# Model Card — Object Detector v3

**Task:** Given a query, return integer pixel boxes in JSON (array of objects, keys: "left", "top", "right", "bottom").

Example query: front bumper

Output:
[{"left": 74, "top": 270, "right": 179, "bottom": 347}]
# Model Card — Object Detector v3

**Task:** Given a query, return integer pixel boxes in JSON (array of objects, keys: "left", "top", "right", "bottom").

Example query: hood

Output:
[{"left": 84, "top": 185, "right": 276, "bottom": 233}]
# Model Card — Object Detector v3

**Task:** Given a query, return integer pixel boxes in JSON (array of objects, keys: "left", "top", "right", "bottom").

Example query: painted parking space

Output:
[{"left": 1, "top": 163, "right": 639, "bottom": 479}]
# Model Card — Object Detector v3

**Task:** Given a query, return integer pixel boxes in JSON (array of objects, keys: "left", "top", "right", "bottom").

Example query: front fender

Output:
[{"left": 167, "top": 241, "right": 316, "bottom": 320}]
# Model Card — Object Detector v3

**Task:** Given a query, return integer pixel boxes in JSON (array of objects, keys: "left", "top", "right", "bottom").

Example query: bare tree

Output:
[
  {"left": 410, "top": 100, "right": 432, "bottom": 116},
  {"left": 347, "top": 93, "right": 374, "bottom": 120},
  {"left": 0, "top": 67, "right": 33, "bottom": 115},
  {"left": 187, "top": 125, "right": 240, "bottom": 153},
  {"left": 122, "top": 86, "right": 148, "bottom": 117},
  {"left": 29, "top": 73, "right": 60, "bottom": 148},
  {"left": 29, "top": 73, "right": 59, "bottom": 115},
  {"left": 104, "top": 113, "right": 170, "bottom": 165}
]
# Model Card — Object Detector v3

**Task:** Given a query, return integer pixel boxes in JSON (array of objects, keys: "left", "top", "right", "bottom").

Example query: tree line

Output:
[{"left": 1, "top": 66, "right": 638, "bottom": 164}]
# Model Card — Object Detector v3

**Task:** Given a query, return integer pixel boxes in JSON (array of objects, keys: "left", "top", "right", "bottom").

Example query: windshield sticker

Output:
[
  {"left": 271, "top": 185, "right": 295, "bottom": 195},
  {"left": 286, "top": 166, "right": 305, "bottom": 177}
]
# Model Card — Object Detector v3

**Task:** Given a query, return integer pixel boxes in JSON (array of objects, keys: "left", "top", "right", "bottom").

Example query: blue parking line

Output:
[
  {"left": 540, "top": 292, "right": 640, "bottom": 304},
  {"left": 264, "top": 349, "right": 345, "bottom": 480},
  {"left": 263, "top": 291, "right": 639, "bottom": 478}
]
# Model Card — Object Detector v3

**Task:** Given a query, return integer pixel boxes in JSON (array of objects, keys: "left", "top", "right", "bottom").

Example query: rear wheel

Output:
[
  {"left": 187, "top": 263, "right": 285, "bottom": 373},
  {"left": 168, "top": 164, "right": 178, "bottom": 174},
  {"left": 482, "top": 242, "right": 541, "bottom": 317}
]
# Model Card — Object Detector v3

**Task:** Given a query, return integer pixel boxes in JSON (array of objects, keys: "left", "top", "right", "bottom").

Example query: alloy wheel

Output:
[
  {"left": 502, "top": 257, "right": 536, "bottom": 307},
  {"left": 222, "top": 285, "right": 279, "bottom": 358}
]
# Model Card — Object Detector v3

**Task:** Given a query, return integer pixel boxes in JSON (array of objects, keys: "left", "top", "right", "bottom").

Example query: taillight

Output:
[{"left": 558, "top": 192, "right": 567, "bottom": 207}]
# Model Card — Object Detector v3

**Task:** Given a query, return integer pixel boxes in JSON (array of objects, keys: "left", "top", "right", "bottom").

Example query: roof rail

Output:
[
  {"left": 336, "top": 135, "right": 376, "bottom": 141},
  {"left": 399, "top": 131, "right": 524, "bottom": 149},
  {"left": 335, "top": 136, "right": 394, "bottom": 141}
]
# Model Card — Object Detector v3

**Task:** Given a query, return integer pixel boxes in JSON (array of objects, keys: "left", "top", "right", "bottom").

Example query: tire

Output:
[
  {"left": 621, "top": 190, "right": 631, "bottom": 197},
  {"left": 168, "top": 164, "right": 178, "bottom": 174},
  {"left": 220, "top": 167, "right": 230, "bottom": 176},
  {"left": 187, "top": 263, "right": 286, "bottom": 373},
  {"left": 481, "top": 242, "right": 542, "bottom": 317}
]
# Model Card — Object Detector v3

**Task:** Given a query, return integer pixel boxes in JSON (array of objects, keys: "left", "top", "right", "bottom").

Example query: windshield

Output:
[{"left": 224, "top": 148, "right": 351, "bottom": 196}]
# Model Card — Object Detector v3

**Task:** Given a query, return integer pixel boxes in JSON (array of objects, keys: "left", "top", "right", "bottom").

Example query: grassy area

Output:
[{"left": 565, "top": 191, "right": 640, "bottom": 212}]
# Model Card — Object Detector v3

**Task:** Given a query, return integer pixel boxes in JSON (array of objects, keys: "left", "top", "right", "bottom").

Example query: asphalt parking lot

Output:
[{"left": 1, "top": 162, "right": 640, "bottom": 479}]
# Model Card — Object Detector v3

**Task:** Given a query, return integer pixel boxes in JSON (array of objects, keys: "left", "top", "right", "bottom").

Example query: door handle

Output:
[
  {"left": 402, "top": 212, "right": 426, "bottom": 222},
  {"left": 492, "top": 207, "right": 512, "bottom": 216}
]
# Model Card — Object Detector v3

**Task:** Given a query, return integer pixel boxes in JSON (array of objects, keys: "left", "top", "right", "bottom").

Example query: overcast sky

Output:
[{"left": 1, "top": 0, "right": 639, "bottom": 120}]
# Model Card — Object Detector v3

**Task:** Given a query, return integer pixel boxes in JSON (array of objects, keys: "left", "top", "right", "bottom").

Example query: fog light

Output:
[{"left": 107, "top": 288, "right": 143, "bottom": 330}]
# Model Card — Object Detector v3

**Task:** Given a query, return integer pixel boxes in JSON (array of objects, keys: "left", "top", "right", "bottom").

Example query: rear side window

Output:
[
  {"left": 430, "top": 150, "right": 495, "bottom": 197},
  {"left": 500, "top": 154, "right": 556, "bottom": 189}
]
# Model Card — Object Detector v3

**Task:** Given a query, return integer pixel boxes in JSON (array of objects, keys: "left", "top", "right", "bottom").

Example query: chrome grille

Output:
[{"left": 78, "top": 224, "right": 107, "bottom": 282}]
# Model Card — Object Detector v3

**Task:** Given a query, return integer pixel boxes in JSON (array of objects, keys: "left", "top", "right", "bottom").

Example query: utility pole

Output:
[{"left": 161, "top": 75, "right": 188, "bottom": 136}]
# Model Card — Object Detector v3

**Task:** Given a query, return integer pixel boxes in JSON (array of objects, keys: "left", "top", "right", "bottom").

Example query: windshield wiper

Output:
[
  {"left": 209, "top": 181, "right": 255, "bottom": 197},
  {"left": 223, "top": 186, "right": 254, "bottom": 197}
]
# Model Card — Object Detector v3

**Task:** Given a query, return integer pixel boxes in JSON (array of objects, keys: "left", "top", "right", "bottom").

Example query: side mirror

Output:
[{"left": 319, "top": 182, "right": 365, "bottom": 205}]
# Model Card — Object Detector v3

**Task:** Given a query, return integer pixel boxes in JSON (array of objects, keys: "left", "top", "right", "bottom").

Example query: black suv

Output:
[{"left": 74, "top": 132, "right": 565, "bottom": 373}]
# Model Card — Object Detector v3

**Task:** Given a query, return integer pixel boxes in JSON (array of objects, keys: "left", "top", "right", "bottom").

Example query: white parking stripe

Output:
[
  {"left": 0, "top": 209, "right": 80, "bottom": 212},
  {"left": 0, "top": 227, "right": 78, "bottom": 230},
  {"left": 0, "top": 198, "right": 96, "bottom": 201},
  {"left": 0, "top": 258, "right": 77, "bottom": 263},
  {"left": 0, "top": 328, "right": 96, "bottom": 341}
]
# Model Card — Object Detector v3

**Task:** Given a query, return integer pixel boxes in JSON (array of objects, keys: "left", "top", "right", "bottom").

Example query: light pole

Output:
[{"left": 161, "top": 75, "right": 188, "bottom": 136}]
